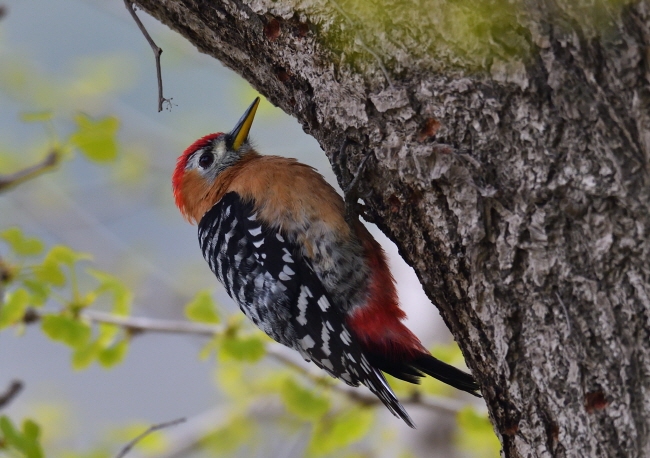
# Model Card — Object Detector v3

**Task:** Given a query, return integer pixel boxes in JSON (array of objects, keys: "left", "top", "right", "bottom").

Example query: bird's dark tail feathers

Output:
[
  {"left": 411, "top": 354, "right": 481, "bottom": 397},
  {"left": 366, "top": 351, "right": 481, "bottom": 397},
  {"left": 364, "top": 367, "right": 416, "bottom": 428}
]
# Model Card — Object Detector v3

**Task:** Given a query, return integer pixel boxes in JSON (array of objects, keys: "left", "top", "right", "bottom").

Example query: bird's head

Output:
[{"left": 173, "top": 97, "right": 260, "bottom": 223}]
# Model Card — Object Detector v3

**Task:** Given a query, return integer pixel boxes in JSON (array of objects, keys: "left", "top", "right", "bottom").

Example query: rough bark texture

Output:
[{"left": 132, "top": 0, "right": 650, "bottom": 456}]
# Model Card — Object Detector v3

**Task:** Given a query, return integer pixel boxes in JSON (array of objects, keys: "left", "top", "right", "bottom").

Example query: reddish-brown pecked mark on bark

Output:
[
  {"left": 275, "top": 67, "right": 292, "bottom": 83},
  {"left": 417, "top": 118, "right": 441, "bottom": 142},
  {"left": 502, "top": 419, "right": 520, "bottom": 436},
  {"left": 388, "top": 195, "right": 401, "bottom": 213},
  {"left": 295, "top": 22, "right": 309, "bottom": 38},
  {"left": 264, "top": 17, "right": 281, "bottom": 41},
  {"left": 585, "top": 391, "right": 608, "bottom": 413}
]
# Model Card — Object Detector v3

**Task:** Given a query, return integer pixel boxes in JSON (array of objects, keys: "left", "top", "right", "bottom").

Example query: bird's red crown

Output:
[{"left": 172, "top": 133, "right": 223, "bottom": 211}]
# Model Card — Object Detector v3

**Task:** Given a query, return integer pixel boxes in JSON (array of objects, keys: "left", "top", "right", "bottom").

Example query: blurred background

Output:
[{"left": 0, "top": 0, "right": 492, "bottom": 456}]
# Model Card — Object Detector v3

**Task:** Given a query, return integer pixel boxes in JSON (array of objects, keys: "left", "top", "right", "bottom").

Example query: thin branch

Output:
[
  {"left": 115, "top": 417, "right": 186, "bottom": 458},
  {"left": 123, "top": 0, "right": 170, "bottom": 112},
  {"left": 0, "top": 380, "right": 24, "bottom": 410},
  {"left": 152, "top": 403, "right": 281, "bottom": 458},
  {"left": 82, "top": 309, "right": 222, "bottom": 337},
  {"left": 77, "top": 311, "right": 479, "bottom": 415},
  {"left": 0, "top": 150, "right": 60, "bottom": 193},
  {"left": 24, "top": 308, "right": 480, "bottom": 415}
]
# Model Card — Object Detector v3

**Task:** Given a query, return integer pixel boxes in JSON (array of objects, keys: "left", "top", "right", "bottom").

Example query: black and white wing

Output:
[{"left": 197, "top": 192, "right": 414, "bottom": 427}]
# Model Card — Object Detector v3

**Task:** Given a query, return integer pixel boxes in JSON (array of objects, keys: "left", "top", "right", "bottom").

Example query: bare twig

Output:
[
  {"left": 82, "top": 309, "right": 222, "bottom": 337},
  {"left": 25, "top": 308, "right": 479, "bottom": 415},
  {"left": 115, "top": 417, "right": 186, "bottom": 458},
  {"left": 152, "top": 403, "right": 282, "bottom": 458},
  {"left": 0, "top": 150, "right": 60, "bottom": 193},
  {"left": 123, "top": 0, "right": 170, "bottom": 112},
  {"left": 0, "top": 380, "right": 24, "bottom": 410},
  {"left": 78, "top": 311, "right": 478, "bottom": 415}
]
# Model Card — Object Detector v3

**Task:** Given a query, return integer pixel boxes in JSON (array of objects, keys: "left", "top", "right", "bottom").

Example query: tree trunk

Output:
[{"left": 132, "top": 0, "right": 650, "bottom": 456}]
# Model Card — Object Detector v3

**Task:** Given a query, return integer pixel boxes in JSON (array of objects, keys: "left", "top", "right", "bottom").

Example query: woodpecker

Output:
[{"left": 173, "top": 98, "right": 480, "bottom": 427}]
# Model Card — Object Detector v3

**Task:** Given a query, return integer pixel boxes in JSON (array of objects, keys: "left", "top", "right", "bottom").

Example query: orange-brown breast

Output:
[{"left": 179, "top": 152, "right": 350, "bottom": 243}]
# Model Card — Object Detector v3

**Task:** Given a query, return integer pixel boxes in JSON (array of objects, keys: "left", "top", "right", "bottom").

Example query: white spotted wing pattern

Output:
[{"left": 197, "top": 192, "right": 413, "bottom": 426}]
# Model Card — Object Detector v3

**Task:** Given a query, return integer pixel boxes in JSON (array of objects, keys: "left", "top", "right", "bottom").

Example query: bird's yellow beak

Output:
[{"left": 229, "top": 97, "right": 260, "bottom": 151}]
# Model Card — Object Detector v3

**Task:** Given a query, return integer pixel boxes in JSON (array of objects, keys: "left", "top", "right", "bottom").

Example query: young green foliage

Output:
[
  {"left": 219, "top": 332, "right": 266, "bottom": 362},
  {"left": 0, "top": 416, "right": 45, "bottom": 458},
  {"left": 307, "top": 408, "right": 375, "bottom": 456},
  {"left": 280, "top": 377, "right": 331, "bottom": 422},
  {"left": 69, "top": 114, "right": 119, "bottom": 163},
  {"left": 109, "top": 422, "right": 170, "bottom": 455},
  {"left": 88, "top": 269, "right": 132, "bottom": 316},
  {"left": 184, "top": 289, "right": 220, "bottom": 324},
  {"left": 456, "top": 406, "right": 501, "bottom": 458},
  {"left": 201, "top": 415, "right": 255, "bottom": 454},
  {"left": 1, "top": 227, "right": 45, "bottom": 257},
  {"left": 41, "top": 314, "right": 92, "bottom": 348},
  {"left": 0, "top": 288, "right": 30, "bottom": 329}
]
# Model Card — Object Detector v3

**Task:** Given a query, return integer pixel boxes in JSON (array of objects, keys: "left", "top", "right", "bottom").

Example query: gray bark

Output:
[{"left": 131, "top": 0, "right": 650, "bottom": 456}]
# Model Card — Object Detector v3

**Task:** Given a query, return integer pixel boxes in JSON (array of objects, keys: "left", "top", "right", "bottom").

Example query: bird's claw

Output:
[{"left": 336, "top": 139, "right": 375, "bottom": 226}]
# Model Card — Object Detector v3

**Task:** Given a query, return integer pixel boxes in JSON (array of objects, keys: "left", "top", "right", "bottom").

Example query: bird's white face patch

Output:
[
  {"left": 211, "top": 140, "right": 228, "bottom": 162},
  {"left": 186, "top": 137, "right": 238, "bottom": 183}
]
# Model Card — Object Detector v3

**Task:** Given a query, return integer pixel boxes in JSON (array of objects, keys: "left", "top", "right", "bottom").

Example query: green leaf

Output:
[
  {"left": 184, "top": 290, "right": 220, "bottom": 324},
  {"left": 308, "top": 408, "right": 374, "bottom": 456},
  {"left": 202, "top": 416, "right": 253, "bottom": 454},
  {"left": 20, "top": 111, "right": 53, "bottom": 123},
  {"left": 431, "top": 342, "right": 466, "bottom": 367},
  {"left": 0, "top": 416, "right": 44, "bottom": 458},
  {"left": 22, "top": 279, "right": 50, "bottom": 306},
  {"left": 281, "top": 378, "right": 330, "bottom": 421},
  {"left": 35, "top": 245, "right": 90, "bottom": 288},
  {"left": 97, "top": 339, "right": 128, "bottom": 368},
  {"left": 22, "top": 420, "right": 40, "bottom": 441},
  {"left": 35, "top": 258, "right": 66, "bottom": 287},
  {"left": 109, "top": 422, "right": 168, "bottom": 455},
  {"left": 219, "top": 333, "right": 266, "bottom": 362},
  {"left": 41, "top": 314, "right": 91, "bottom": 348},
  {"left": 198, "top": 337, "right": 220, "bottom": 361},
  {"left": 1, "top": 227, "right": 44, "bottom": 256},
  {"left": 0, "top": 415, "right": 20, "bottom": 443},
  {"left": 72, "top": 340, "right": 102, "bottom": 370},
  {"left": 215, "top": 363, "right": 249, "bottom": 398},
  {"left": 87, "top": 269, "right": 131, "bottom": 316},
  {"left": 69, "top": 114, "right": 119, "bottom": 162},
  {"left": 46, "top": 245, "right": 91, "bottom": 267},
  {"left": 455, "top": 407, "right": 501, "bottom": 458},
  {"left": 0, "top": 288, "right": 30, "bottom": 329},
  {"left": 97, "top": 323, "right": 119, "bottom": 346}
]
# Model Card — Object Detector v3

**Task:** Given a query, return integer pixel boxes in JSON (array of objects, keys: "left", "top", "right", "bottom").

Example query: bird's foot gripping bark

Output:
[{"left": 333, "top": 139, "right": 376, "bottom": 227}]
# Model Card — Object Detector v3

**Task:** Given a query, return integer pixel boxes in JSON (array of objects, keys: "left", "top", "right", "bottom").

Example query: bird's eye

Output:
[{"left": 198, "top": 152, "right": 214, "bottom": 169}]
